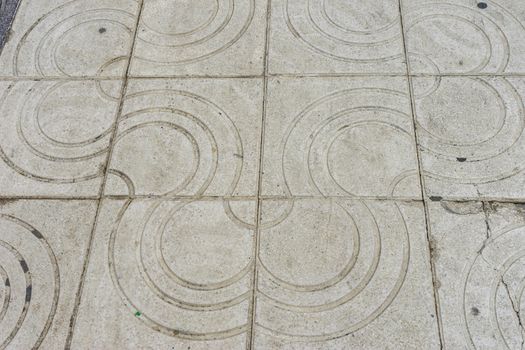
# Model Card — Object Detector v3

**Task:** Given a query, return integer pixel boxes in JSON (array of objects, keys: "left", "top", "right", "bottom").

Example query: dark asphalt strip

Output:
[{"left": 0, "top": 0, "right": 21, "bottom": 49}]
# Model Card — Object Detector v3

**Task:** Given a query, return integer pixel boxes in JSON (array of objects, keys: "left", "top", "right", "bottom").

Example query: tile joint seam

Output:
[
  {"left": 398, "top": 1, "right": 446, "bottom": 348},
  {"left": 63, "top": 1, "right": 147, "bottom": 348},
  {"left": 247, "top": 0, "right": 273, "bottom": 348}
]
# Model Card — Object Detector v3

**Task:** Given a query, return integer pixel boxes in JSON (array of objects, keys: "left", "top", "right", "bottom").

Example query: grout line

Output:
[
  {"left": 0, "top": 75, "right": 265, "bottom": 81},
  {"left": 397, "top": 1, "right": 445, "bottom": 349},
  {"left": 247, "top": 195, "right": 262, "bottom": 350},
  {"left": 269, "top": 73, "right": 406, "bottom": 78},
  {"left": 260, "top": 195, "right": 424, "bottom": 201},
  {"left": 128, "top": 74, "right": 262, "bottom": 79},
  {"left": 103, "top": 195, "right": 260, "bottom": 201},
  {"left": 64, "top": 1, "right": 146, "bottom": 348},
  {"left": 0, "top": 196, "right": 99, "bottom": 201},
  {"left": 100, "top": 195, "right": 424, "bottom": 201},
  {"left": 258, "top": 196, "right": 525, "bottom": 204},
  {"left": 2, "top": 194, "right": 525, "bottom": 204},
  {"left": 3, "top": 72, "right": 525, "bottom": 82},
  {"left": 247, "top": 0, "right": 272, "bottom": 348},
  {"left": 0, "top": 76, "right": 125, "bottom": 81},
  {"left": 269, "top": 72, "right": 525, "bottom": 78},
  {"left": 427, "top": 197, "right": 525, "bottom": 204},
  {"left": 1, "top": 194, "right": 525, "bottom": 203},
  {"left": 0, "top": 75, "right": 262, "bottom": 80}
]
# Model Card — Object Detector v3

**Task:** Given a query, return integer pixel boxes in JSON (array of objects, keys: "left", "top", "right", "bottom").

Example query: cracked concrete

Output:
[{"left": 501, "top": 278, "right": 525, "bottom": 350}]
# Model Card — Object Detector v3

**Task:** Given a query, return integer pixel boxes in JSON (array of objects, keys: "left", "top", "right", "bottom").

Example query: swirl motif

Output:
[
  {"left": 0, "top": 214, "right": 59, "bottom": 349},
  {"left": 405, "top": 2, "right": 525, "bottom": 74},
  {"left": 7, "top": 0, "right": 137, "bottom": 76},
  {"left": 108, "top": 199, "right": 254, "bottom": 340},
  {"left": 462, "top": 224, "right": 525, "bottom": 349},
  {"left": 256, "top": 199, "right": 410, "bottom": 341},
  {"left": 282, "top": 0, "right": 403, "bottom": 64},
  {"left": 107, "top": 87, "right": 246, "bottom": 196},
  {"left": 132, "top": 0, "right": 255, "bottom": 67},
  {"left": 0, "top": 80, "right": 120, "bottom": 187},
  {"left": 277, "top": 87, "right": 419, "bottom": 197},
  {"left": 414, "top": 77, "right": 525, "bottom": 185}
]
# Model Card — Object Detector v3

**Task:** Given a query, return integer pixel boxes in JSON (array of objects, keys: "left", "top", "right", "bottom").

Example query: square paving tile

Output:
[
  {"left": 261, "top": 77, "right": 421, "bottom": 199},
  {"left": 413, "top": 76, "right": 525, "bottom": 200},
  {"left": 427, "top": 200, "right": 525, "bottom": 349},
  {"left": 129, "top": 0, "right": 267, "bottom": 76},
  {"left": 0, "top": 199, "right": 97, "bottom": 349},
  {"left": 0, "top": 0, "right": 139, "bottom": 77},
  {"left": 403, "top": 0, "right": 525, "bottom": 74},
  {"left": 71, "top": 199, "right": 256, "bottom": 349},
  {"left": 268, "top": 0, "right": 406, "bottom": 74},
  {"left": 0, "top": 79, "right": 122, "bottom": 197},
  {"left": 253, "top": 198, "right": 440, "bottom": 349},
  {"left": 105, "top": 78, "right": 262, "bottom": 197}
]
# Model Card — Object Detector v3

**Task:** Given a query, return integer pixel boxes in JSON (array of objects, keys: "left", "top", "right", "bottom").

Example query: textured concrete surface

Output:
[{"left": 1, "top": 0, "right": 525, "bottom": 349}]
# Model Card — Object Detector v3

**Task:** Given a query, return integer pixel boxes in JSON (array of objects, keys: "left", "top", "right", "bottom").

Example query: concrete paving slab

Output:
[
  {"left": 268, "top": 0, "right": 406, "bottom": 74},
  {"left": 403, "top": 0, "right": 525, "bottom": 74},
  {"left": 0, "top": 79, "right": 122, "bottom": 197},
  {"left": 130, "top": 0, "right": 267, "bottom": 76},
  {"left": 105, "top": 78, "right": 262, "bottom": 197},
  {"left": 427, "top": 200, "right": 525, "bottom": 349},
  {"left": 261, "top": 77, "right": 421, "bottom": 199},
  {"left": 413, "top": 76, "right": 525, "bottom": 200},
  {"left": 0, "top": 0, "right": 139, "bottom": 77},
  {"left": 253, "top": 199, "right": 440, "bottom": 349},
  {"left": 70, "top": 199, "right": 255, "bottom": 349}
]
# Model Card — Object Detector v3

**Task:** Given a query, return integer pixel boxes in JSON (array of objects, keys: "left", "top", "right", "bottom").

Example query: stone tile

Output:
[
  {"left": 261, "top": 77, "right": 421, "bottom": 199},
  {"left": 0, "top": 0, "right": 139, "bottom": 77},
  {"left": 0, "top": 79, "right": 122, "bottom": 197},
  {"left": 0, "top": 199, "right": 97, "bottom": 349},
  {"left": 427, "top": 200, "right": 525, "bottom": 349},
  {"left": 129, "top": 0, "right": 267, "bottom": 76},
  {"left": 254, "top": 199, "right": 440, "bottom": 349},
  {"left": 403, "top": 0, "right": 525, "bottom": 74},
  {"left": 105, "top": 78, "right": 262, "bottom": 197},
  {"left": 71, "top": 199, "right": 256, "bottom": 349},
  {"left": 268, "top": 0, "right": 406, "bottom": 74},
  {"left": 413, "top": 77, "right": 525, "bottom": 199}
]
